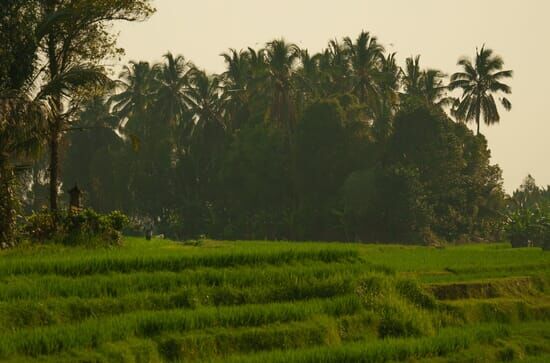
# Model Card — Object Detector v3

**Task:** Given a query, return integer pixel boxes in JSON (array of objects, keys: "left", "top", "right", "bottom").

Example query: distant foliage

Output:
[
  {"left": 24, "top": 209, "right": 129, "bottom": 247},
  {"left": 506, "top": 176, "right": 550, "bottom": 249},
  {"left": 2, "top": 18, "right": 514, "bottom": 244},
  {"left": 505, "top": 205, "right": 550, "bottom": 249},
  {"left": 340, "top": 101, "right": 504, "bottom": 243}
]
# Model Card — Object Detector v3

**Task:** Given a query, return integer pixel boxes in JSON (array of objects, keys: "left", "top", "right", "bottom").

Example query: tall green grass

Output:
[
  {"left": 156, "top": 315, "right": 344, "bottom": 362},
  {"left": 0, "top": 239, "right": 548, "bottom": 362},
  {"left": 221, "top": 324, "right": 511, "bottom": 363},
  {"left": 444, "top": 298, "right": 550, "bottom": 324},
  {"left": 0, "top": 262, "right": 371, "bottom": 301},
  {"left": 426, "top": 276, "right": 545, "bottom": 300},
  {"left": 0, "top": 247, "right": 359, "bottom": 276},
  {"left": 0, "top": 295, "right": 362, "bottom": 358},
  {"left": 357, "top": 244, "right": 550, "bottom": 273},
  {"left": 0, "top": 275, "right": 358, "bottom": 330}
]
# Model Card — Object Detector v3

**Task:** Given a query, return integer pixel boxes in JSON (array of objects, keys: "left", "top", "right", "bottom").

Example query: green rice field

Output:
[{"left": 0, "top": 238, "right": 549, "bottom": 362}]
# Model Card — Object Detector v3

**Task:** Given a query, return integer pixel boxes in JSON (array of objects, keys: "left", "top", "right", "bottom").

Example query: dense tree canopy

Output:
[
  {"left": 47, "top": 34, "right": 512, "bottom": 243},
  {"left": 2, "top": 11, "right": 517, "bottom": 244}
]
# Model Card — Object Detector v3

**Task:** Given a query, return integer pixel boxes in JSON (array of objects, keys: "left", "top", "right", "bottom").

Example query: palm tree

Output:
[
  {"left": 296, "top": 49, "right": 321, "bottom": 102},
  {"left": 371, "top": 53, "right": 400, "bottom": 140},
  {"left": 31, "top": 64, "right": 111, "bottom": 211},
  {"left": 379, "top": 52, "right": 400, "bottom": 104},
  {"left": 183, "top": 69, "right": 228, "bottom": 187},
  {"left": 184, "top": 69, "right": 228, "bottom": 144},
  {"left": 422, "top": 69, "right": 453, "bottom": 108},
  {"left": 318, "top": 39, "right": 350, "bottom": 96},
  {"left": 402, "top": 55, "right": 453, "bottom": 109},
  {"left": 344, "top": 31, "right": 385, "bottom": 106},
  {"left": 221, "top": 49, "right": 251, "bottom": 93},
  {"left": 153, "top": 53, "right": 193, "bottom": 129},
  {"left": 244, "top": 47, "right": 268, "bottom": 85},
  {"left": 111, "top": 61, "right": 155, "bottom": 130},
  {"left": 402, "top": 55, "right": 423, "bottom": 96},
  {"left": 263, "top": 39, "right": 300, "bottom": 131},
  {"left": 220, "top": 49, "right": 253, "bottom": 130},
  {"left": 152, "top": 53, "right": 194, "bottom": 155},
  {"left": 449, "top": 46, "right": 513, "bottom": 135}
]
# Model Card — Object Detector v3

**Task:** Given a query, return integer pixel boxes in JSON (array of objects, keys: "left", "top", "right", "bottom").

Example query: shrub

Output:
[
  {"left": 23, "top": 210, "right": 57, "bottom": 242},
  {"left": 505, "top": 204, "right": 550, "bottom": 249},
  {"left": 355, "top": 275, "right": 389, "bottom": 309},
  {"left": 395, "top": 279, "right": 437, "bottom": 309},
  {"left": 377, "top": 300, "right": 434, "bottom": 338},
  {"left": 23, "top": 209, "right": 129, "bottom": 247}
]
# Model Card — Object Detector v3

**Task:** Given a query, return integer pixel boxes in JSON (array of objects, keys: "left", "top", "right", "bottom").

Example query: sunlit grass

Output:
[{"left": 0, "top": 238, "right": 548, "bottom": 361}]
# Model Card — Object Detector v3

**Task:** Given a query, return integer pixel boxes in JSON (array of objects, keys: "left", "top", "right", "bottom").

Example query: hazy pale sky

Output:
[{"left": 116, "top": 0, "right": 549, "bottom": 192}]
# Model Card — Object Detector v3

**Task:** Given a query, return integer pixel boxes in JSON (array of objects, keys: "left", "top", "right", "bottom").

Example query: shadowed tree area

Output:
[{"left": 2, "top": 2, "right": 530, "bottom": 245}]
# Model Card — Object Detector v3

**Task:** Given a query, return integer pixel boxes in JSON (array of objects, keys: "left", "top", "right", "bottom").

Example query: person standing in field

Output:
[{"left": 145, "top": 220, "right": 154, "bottom": 241}]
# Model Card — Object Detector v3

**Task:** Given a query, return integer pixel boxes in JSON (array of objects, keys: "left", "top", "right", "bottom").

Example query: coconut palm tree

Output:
[
  {"left": 184, "top": 69, "right": 228, "bottom": 188},
  {"left": 371, "top": 53, "right": 400, "bottom": 140},
  {"left": 220, "top": 49, "right": 253, "bottom": 130},
  {"left": 344, "top": 31, "right": 385, "bottom": 106},
  {"left": 449, "top": 46, "right": 513, "bottom": 135},
  {"left": 295, "top": 49, "right": 322, "bottom": 108},
  {"left": 184, "top": 69, "right": 228, "bottom": 142},
  {"left": 402, "top": 55, "right": 423, "bottom": 96},
  {"left": 221, "top": 49, "right": 251, "bottom": 93},
  {"left": 263, "top": 39, "right": 300, "bottom": 131},
  {"left": 318, "top": 39, "right": 350, "bottom": 96},
  {"left": 30, "top": 63, "right": 111, "bottom": 211},
  {"left": 153, "top": 53, "right": 193, "bottom": 129},
  {"left": 152, "top": 53, "right": 195, "bottom": 156},
  {"left": 379, "top": 52, "right": 400, "bottom": 104},
  {"left": 402, "top": 55, "right": 453, "bottom": 109},
  {"left": 422, "top": 69, "right": 454, "bottom": 108},
  {"left": 111, "top": 61, "right": 155, "bottom": 130}
]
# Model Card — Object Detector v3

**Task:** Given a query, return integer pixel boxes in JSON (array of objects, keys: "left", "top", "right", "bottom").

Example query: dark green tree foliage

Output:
[
  {"left": 340, "top": 101, "right": 503, "bottom": 243},
  {"left": 384, "top": 101, "right": 502, "bottom": 241},
  {"left": 55, "top": 33, "right": 510, "bottom": 244},
  {"left": 388, "top": 102, "right": 464, "bottom": 240},
  {"left": 510, "top": 175, "right": 550, "bottom": 210},
  {"left": 294, "top": 100, "right": 351, "bottom": 240},
  {"left": 219, "top": 126, "right": 291, "bottom": 240},
  {"left": 0, "top": 1, "right": 40, "bottom": 91},
  {"left": 61, "top": 97, "right": 127, "bottom": 212},
  {"left": 35, "top": 0, "right": 154, "bottom": 211},
  {"left": 0, "top": 1, "right": 48, "bottom": 245},
  {"left": 506, "top": 176, "right": 550, "bottom": 249}
]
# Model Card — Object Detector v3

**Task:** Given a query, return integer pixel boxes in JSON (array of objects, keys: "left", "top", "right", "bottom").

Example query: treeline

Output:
[
  {"left": 56, "top": 39, "right": 511, "bottom": 243},
  {"left": 2, "top": 0, "right": 521, "bottom": 244}
]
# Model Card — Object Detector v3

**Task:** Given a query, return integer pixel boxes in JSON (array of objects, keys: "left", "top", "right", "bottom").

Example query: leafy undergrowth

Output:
[{"left": 0, "top": 239, "right": 548, "bottom": 362}]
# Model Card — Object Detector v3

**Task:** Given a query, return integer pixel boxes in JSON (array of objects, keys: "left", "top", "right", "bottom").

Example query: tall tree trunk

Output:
[
  {"left": 49, "top": 125, "right": 59, "bottom": 211},
  {"left": 0, "top": 154, "right": 18, "bottom": 246},
  {"left": 47, "top": 30, "right": 61, "bottom": 211},
  {"left": 476, "top": 106, "right": 481, "bottom": 135}
]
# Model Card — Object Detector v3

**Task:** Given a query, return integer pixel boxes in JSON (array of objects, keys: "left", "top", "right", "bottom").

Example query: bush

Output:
[
  {"left": 505, "top": 204, "right": 550, "bottom": 249},
  {"left": 395, "top": 279, "right": 437, "bottom": 310},
  {"left": 24, "top": 209, "right": 129, "bottom": 247},
  {"left": 377, "top": 300, "right": 434, "bottom": 338}
]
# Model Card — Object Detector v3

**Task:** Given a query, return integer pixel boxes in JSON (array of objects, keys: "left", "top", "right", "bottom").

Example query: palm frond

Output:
[
  {"left": 38, "top": 65, "right": 111, "bottom": 100},
  {"left": 501, "top": 97, "right": 512, "bottom": 111}
]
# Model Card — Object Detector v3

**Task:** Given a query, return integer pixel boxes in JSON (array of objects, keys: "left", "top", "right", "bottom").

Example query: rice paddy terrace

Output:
[{"left": 0, "top": 239, "right": 549, "bottom": 362}]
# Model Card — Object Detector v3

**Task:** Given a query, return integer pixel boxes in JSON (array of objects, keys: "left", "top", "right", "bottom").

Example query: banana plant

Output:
[{"left": 505, "top": 203, "right": 550, "bottom": 248}]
